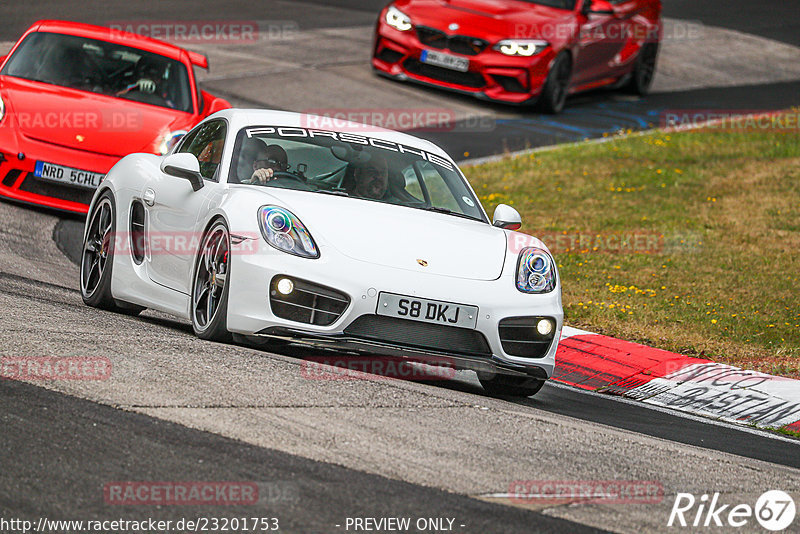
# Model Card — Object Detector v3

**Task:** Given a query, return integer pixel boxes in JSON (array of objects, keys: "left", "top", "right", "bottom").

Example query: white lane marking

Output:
[
  {"left": 560, "top": 325, "right": 594, "bottom": 339},
  {"left": 547, "top": 380, "right": 800, "bottom": 445},
  {"left": 627, "top": 363, "right": 800, "bottom": 428}
]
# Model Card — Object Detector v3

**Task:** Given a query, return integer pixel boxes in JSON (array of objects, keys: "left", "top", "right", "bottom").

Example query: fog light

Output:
[
  {"left": 277, "top": 278, "right": 294, "bottom": 295},
  {"left": 536, "top": 318, "right": 554, "bottom": 336}
]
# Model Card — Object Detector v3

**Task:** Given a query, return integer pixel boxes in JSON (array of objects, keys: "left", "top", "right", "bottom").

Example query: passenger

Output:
[{"left": 349, "top": 153, "right": 388, "bottom": 199}]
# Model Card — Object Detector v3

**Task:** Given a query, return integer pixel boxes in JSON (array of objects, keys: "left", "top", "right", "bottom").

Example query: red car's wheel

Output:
[
  {"left": 626, "top": 42, "right": 659, "bottom": 96},
  {"left": 537, "top": 52, "right": 572, "bottom": 114}
]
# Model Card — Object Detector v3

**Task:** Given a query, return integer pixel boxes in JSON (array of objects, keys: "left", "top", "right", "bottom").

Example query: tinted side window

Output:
[{"left": 177, "top": 120, "right": 227, "bottom": 180}]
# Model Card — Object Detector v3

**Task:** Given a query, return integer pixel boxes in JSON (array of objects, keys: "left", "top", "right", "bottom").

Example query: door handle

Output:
[{"left": 143, "top": 188, "right": 156, "bottom": 206}]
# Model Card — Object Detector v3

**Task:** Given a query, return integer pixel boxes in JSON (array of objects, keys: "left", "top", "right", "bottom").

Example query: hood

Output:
[
  {"left": 0, "top": 76, "right": 191, "bottom": 157},
  {"left": 263, "top": 188, "right": 507, "bottom": 281},
  {"left": 397, "top": 0, "right": 574, "bottom": 42}
]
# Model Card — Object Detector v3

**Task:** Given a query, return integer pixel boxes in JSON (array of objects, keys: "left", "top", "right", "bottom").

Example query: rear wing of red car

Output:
[{"left": 187, "top": 50, "right": 209, "bottom": 70}]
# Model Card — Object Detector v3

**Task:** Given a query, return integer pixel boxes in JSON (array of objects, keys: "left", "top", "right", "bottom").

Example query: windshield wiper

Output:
[
  {"left": 314, "top": 188, "right": 350, "bottom": 197},
  {"left": 421, "top": 206, "right": 481, "bottom": 221}
]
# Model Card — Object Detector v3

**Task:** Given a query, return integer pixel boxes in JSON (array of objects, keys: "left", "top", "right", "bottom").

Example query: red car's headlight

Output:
[
  {"left": 386, "top": 6, "right": 413, "bottom": 32},
  {"left": 495, "top": 40, "right": 549, "bottom": 57}
]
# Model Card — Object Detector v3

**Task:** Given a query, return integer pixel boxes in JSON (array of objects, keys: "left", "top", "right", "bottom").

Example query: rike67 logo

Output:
[{"left": 668, "top": 490, "right": 796, "bottom": 531}]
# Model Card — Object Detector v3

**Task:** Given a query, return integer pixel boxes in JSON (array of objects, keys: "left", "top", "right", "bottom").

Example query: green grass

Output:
[
  {"left": 776, "top": 426, "right": 800, "bottom": 439},
  {"left": 465, "top": 114, "right": 800, "bottom": 377}
]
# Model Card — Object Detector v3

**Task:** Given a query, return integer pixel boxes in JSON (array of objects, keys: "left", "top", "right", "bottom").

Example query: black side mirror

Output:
[{"left": 160, "top": 153, "right": 204, "bottom": 192}]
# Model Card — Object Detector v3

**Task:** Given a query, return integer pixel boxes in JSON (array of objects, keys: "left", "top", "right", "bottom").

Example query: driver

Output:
[
  {"left": 118, "top": 57, "right": 163, "bottom": 96},
  {"left": 349, "top": 153, "right": 388, "bottom": 199},
  {"left": 241, "top": 140, "right": 288, "bottom": 184}
]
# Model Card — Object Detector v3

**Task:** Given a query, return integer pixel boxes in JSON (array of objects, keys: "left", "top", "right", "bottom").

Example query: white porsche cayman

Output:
[{"left": 80, "top": 109, "right": 562, "bottom": 396}]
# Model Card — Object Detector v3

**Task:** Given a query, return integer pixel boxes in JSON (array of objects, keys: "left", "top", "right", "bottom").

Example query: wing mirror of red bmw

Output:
[{"left": 582, "top": 0, "right": 616, "bottom": 17}]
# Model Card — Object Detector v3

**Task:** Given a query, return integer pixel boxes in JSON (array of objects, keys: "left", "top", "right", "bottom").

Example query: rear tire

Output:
[
  {"left": 191, "top": 219, "right": 232, "bottom": 342},
  {"left": 625, "top": 42, "right": 658, "bottom": 96},
  {"left": 80, "top": 192, "right": 144, "bottom": 315},
  {"left": 478, "top": 373, "right": 546, "bottom": 397},
  {"left": 537, "top": 52, "right": 571, "bottom": 114}
]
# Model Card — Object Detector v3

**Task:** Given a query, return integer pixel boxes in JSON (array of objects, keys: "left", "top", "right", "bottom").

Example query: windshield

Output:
[
  {"left": 1, "top": 31, "right": 193, "bottom": 112},
  {"left": 229, "top": 126, "right": 486, "bottom": 222}
]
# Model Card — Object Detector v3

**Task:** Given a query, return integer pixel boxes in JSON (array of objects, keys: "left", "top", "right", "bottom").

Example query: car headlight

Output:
[
  {"left": 258, "top": 206, "right": 319, "bottom": 259},
  {"left": 386, "top": 5, "right": 413, "bottom": 31},
  {"left": 157, "top": 130, "right": 187, "bottom": 156},
  {"left": 516, "top": 247, "right": 557, "bottom": 293},
  {"left": 494, "top": 40, "right": 549, "bottom": 57}
]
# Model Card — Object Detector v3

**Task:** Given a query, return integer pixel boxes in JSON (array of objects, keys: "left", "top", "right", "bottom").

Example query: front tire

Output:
[
  {"left": 478, "top": 373, "right": 546, "bottom": 397},
  {"left": 625, "top": 42, "right": 658, "bottom": 96},
  {"left": 80, "top": 192, "right": 144, "bottom": 315},
  {"left": 191, "top": 219, "right": 232, "bottom": 342},
  {"left": 537, "top": 52, "right": 571, "bottom": 114}
]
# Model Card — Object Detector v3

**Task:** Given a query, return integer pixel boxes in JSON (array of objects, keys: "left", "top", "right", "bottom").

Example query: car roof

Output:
[
  {"left": 209, "top": 109, "right": 453, "bottom": 159},
  {"left": 25, "top": 20, "right": 199, "bottom": 65}
]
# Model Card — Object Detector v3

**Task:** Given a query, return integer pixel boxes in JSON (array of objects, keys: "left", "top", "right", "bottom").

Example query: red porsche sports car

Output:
[
  {"left": 372, "top": 0, "right": 661, "bottom": 112},
  {"left": 0, "top": 20, "right": 230, "bottom": 214}
]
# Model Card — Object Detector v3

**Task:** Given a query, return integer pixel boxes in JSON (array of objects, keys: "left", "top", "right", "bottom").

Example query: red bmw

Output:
[
  {"left": 0, "top": 20, "right": 231, "bottom": 214},
  {"left": 372, "top": 0, "right": 661, "bottom": 113}
]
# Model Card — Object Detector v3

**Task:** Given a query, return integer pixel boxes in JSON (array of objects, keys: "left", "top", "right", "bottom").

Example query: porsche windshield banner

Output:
[{"left": 244, "top": 127, "right": 455, "bottom": 171}]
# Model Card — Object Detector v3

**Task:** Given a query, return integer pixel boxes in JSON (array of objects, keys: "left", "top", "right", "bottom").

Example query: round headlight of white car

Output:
[
  {"left": 258, "top": 206, "right": 319, "bottom": 258},
  {"left": 517, "top": 247, "right": 557, "bottom": 293}
]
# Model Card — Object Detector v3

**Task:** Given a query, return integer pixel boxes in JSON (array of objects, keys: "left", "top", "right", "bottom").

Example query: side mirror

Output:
[
  {"left": 0, "top": 54, "right": 7, "bottom": 65},
  {"left": 492, "top": 204, "right": 522, "bottom": 231},
  {"left": 160, "top": 153, "right": 204, "bottom": 191},
  {"left": 583, "top": 0, "right": 615, "bottom": 16}
]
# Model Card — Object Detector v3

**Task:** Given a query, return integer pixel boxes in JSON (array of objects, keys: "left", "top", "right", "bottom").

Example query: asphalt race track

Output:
[{"left": 2, "top": 2, "right": 800, "bottom": 533}]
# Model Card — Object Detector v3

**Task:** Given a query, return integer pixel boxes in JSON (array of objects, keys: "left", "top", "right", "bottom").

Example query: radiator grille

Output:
[
  {"left": 416, "top": 27, "right": 488, "bottom": 56},
  {"left": 18, "top": 172, "right": 95, "bottom": 205},
  {"left": 403, "top": 58, "right": 485, "bottom": 88},
  {"left": 344, "top": 315, "right": 492, "bottom": 357}
]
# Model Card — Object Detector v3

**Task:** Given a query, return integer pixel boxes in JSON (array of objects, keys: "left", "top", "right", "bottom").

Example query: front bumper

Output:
[
  {"left": 0, "top": 130, "right": 119, "bottom": 214},
  {"left": 227, "top": 242, "right": 562, "bottom": 378},
  {"left": 372, "top": 22, "right": 556, "bottom": 105}
]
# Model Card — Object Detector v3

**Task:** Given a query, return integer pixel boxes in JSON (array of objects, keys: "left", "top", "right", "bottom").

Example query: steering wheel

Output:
[
  {"left": 270, "top": 171, "right": 307, "bottom": 183},
  {"left": 81, "top": 52, "right": 110, "bottom": 83}
]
